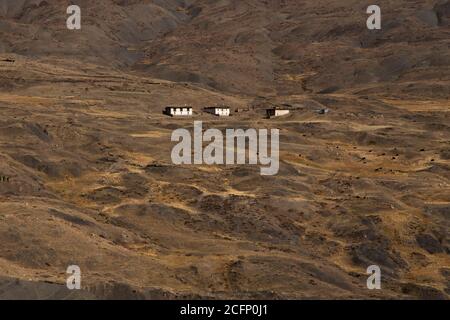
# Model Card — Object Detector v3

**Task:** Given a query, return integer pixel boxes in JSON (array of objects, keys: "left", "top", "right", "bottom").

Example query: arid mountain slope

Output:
[
  {"left": 0, "top": 0, "right": 449, "bottom": 299},
  {"left": 1, "top": 0, "right": 449, "bottom": 96}
]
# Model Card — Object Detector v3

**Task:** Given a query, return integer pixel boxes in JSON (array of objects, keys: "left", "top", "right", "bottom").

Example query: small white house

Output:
[
  {"left": 164, "top": 106, "right": 193, "bottom": 117},
  {"left": 204, "top": 106, "right": 231, "bottom": 117},
  {"left": 266, "top": 108, "right": 290, "bottom": 118}
]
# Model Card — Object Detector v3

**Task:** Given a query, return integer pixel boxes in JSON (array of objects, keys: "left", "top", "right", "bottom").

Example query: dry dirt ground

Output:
[{"left": 0, "top": 0, "right": 449, "bottom": 299}]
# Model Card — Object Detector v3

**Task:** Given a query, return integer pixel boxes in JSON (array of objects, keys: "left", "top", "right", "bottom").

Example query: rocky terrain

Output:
[{"left": 0, "top": 0, "right": 449, "bottom": 299}]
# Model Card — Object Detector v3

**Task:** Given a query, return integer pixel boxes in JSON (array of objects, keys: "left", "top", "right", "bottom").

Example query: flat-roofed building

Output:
[
  {"left": 204, "top": 106, "right": 231, "bottom": 117},
  {"left": 266, "top": 107, "right": 290, "bottom": 118},
  {"left": 164, "top": 106, "right": 193, "bottom": 117}
]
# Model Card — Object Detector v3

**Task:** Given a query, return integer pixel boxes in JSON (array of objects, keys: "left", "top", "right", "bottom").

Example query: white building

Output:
[
  {"left": 266, "top": 108, "right": 290, "bottom": 118},
  {"left": 204, "top": 106, "right": 231, "bottom": 117},
  {"left": 164, "top": 106, "right": 193, "bottom": 117}
]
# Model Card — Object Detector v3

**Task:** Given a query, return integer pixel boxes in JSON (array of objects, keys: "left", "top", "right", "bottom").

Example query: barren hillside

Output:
[{"left": 0, "top": 0, "right": 449, "bottom": 299}]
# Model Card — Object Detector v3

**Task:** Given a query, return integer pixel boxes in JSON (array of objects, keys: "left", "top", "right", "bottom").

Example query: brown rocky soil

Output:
[{"left": 0, "top": 0, "right": 449, "bottom": 299}]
